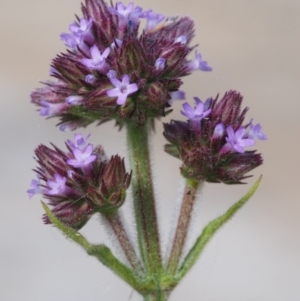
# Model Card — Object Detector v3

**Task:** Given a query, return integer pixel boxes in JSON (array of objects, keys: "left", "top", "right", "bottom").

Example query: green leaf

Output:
[
  {"left": 42, "top": 202, "right": 148, "bottom": 294},
  {"left": 175, "top": 176, "right": 262, "bottom": 282}
]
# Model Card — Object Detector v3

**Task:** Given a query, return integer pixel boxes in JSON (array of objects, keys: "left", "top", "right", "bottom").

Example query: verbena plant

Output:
[{"left": 27, "top": 1, "right": 266, "bottom": 300}]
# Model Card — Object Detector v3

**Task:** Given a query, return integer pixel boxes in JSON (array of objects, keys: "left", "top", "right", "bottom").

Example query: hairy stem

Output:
[
  {"left": 176, "top": 176, "right": 262, "bottom": 281},
  {"left": 126, "top": 120, "right": 162, "bottom": 275},
  {"left": 42, "top": 202, "right": 147, "bottom": 294},
  {"left": 105, "top": 213, "right": 144, "bottom": 274},
  {"left": 167, "top": 179, "right": 201, "bottom": 274}
]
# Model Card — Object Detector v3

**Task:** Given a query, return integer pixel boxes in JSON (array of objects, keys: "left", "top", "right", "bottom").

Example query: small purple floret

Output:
[
  {"left": 67, "top": 144, "right": 96, "bottom": 168},
  {"left": 213, "top": 123, "right": 225, "bottom": 139},
  {"left": 27, "top": 178, "right": 43, "bottom": 199},
  {"left": 66, "top": 95, "right": 84, "bottom": 105},
  {"left": 39, "top": 101, "right": 66, "bottom": 116},
  {"left": 225, "top": 126, "right": 255, "bottom": 153},
  {"left": 247, "top": 119, "right": 267, "bottom": 140},
  {"left": 67, "top": 133, "right": 91, "bottom": 152},
  {"left": 140, "top": 10, "right": 165, "bottom": 31},
  {"left": 181, "top": 101, "right": 211, "bottom": 121},
  {"left": 46, "top": 174, "right": 67, "bottom": 195},
  {"left": 168, "top": 91, "right": 186, "bottom": 105},
  {"left": 69, "top": 18, "right": 93, "bottom": 37},
  {"left": 106, "top": 74, "right": 138, "bottom": 105},
  {"left": 85, "top": 74, "right": 97, "bottom": 84},
  {"left": 155, "top": 57, "right": 166, "bottom": 71},
  {"left": 81, "top": 45, "right": 110, "bottom": 72},
  {"left": 187, "top": 50, "right": 212, "bottom": 72}
]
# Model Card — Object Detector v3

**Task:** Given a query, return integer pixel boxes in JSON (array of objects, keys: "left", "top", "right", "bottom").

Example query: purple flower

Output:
[
  {"left": 247, "top": 119, "right": 267, "bottom": 140},
  {"left": 194, "top": 97, "right": 212, "bottom": 111},
  {"left": 67, "top": 133, "right": 91, "bottom": 152},
  {"left": 46, "top": 174, "right": 67, "bottom": 195},
  {"left": 106, "top": 74, "right": 138, "bottom": 105},
  {"left": 39, "top": 100, "right": 67, "bottom": 116},
  {"left": 59, "top": 122, "right": 78, "bottom": 132},
  {"left": 67, "top": 144, "right": 96, "bottom": 168},
  {"left": 155, "top": 57, "right": 166, "bottom": 71},
  {"left": 175, "top": 35, "right": 187, "bottom": 45},
  {"left": 81, "top": 45, "right": 110, "bottom": 72},
  {"left": 66, "top": 95, "right": 84, "bottom": 105},
  {"left": 140, "top": 10, "right": 165, "bottom": 31},
  {"left": 60, "top": 33, "right": 81, "bottom": 48},
  {"left": 107, "top": 70, "right": 117, "bottom": 79},
  {"left": 85, "top": 74, "right": 97, "bottom": 84},
  {"left": 186, "top": 50, "right": 212, "bottom": 72},
  {"left": 168, "top": 91, "right": 186, "bottom": 105},
  {"left": 69, "top": 18, "right": 93, "bottom": 37},
  {"left": 225, "top": 126, "right": 255, "bottom": 153},
  {"left": 213, "top": 123, "right": 225, "bottom": 139},
  {"left": 181, "top": 101, "right": 211, "bottom": 121},
  {"left": 27, "top": 177, "right": 43, "bottom": 199},
  {"left": 109, "top": 2, "right": 143, "bottom": 32}
]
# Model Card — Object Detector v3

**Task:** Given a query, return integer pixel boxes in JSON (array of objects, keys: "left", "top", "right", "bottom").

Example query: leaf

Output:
[{"left": 176, "top": 176, "right": 262, "bottom": 281}]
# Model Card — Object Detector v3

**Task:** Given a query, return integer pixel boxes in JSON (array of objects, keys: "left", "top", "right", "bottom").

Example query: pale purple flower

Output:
[
  {"left": 85, "top": 74, "right": 97, "bottom": 84},
  {"left": 140, "top": 10, "right": 165, "bottom": 31},
  {"left": 67, "top": 144, "right": 96, "bottom": 168},
  {"left": 107, "top": 70, "right": 117, "bottom": 79},
  {"left": 66, "top": 95, "right": 84, "bottom": 105},
  {"left": 247, "top": 119, "right": 267, "bottom": 140},
  {"left": 69, "top": 18, "right": 93, "bottom": 37},
  {"left": 106, "top": 74, "right": 138, "bottom": 105},
  {"left": 175, "top": 35, "right": 187, "bottom": 45},
  {"left": 181, "top": 101, "right": 211, "bottom": 120},
  {"left": 168, "top": 91, "right": 185, "bottom": 105},
  {"left": 155, "top": 57, "right": 166, "bottom": 71},
  {"left": 81, "top": 45, "right": 110, "bottom": 72},
  {"left": 59, "top": 122, "right": 78, "bottom": 132},
  {"left": 67, "top": 134, "right": 91, "bottom": 152},
  {"left": 194, "top": 97, "right": 212, "bottom": 111},
  {"left": 181, "top": 100, "right": 211, "bottom": 133},
  {"left": 27, "top": 177, "right": 43, "bottom": 199},
  {"left": 186, "top": 50, "right": 212, "bottom": 72},
  {"left": 39, "top": 100, "right": 67, "bottom": 117},
  {"left": 225, "top": 126, "right": 255, "bottom": 153},
  {"left": 213, "top": 123, "right": 225, "bottom": 139},
  {"left": 109, "top": 2, "right": 143, "bottom": 31},
  {"left": 46, "top": 174, "right": 67, "bottom": 195}
]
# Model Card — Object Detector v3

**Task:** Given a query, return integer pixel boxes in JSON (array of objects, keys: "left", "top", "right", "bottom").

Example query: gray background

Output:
[{"left": 1, "top": 0, "right": 299, "bottom": 300}]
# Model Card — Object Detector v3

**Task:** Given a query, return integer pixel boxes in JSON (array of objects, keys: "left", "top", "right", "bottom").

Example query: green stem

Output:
[
  {"left": 175, "top": 176, "right": 262, "bottom": 282},
  {"left": 126, "top": 120, "right": 162, "bottom": 275},
  {"left": 167, "top": 179, "right": 201, "bottom": 274},
  {"left": 105, "top": 213, "right": 144, "bottom": 274},
  {"left": 42, "top": 202, "right": 147, "bottom": 294},
  {"left": 144, "top": 290, "right": 169, "bottom": 301}
]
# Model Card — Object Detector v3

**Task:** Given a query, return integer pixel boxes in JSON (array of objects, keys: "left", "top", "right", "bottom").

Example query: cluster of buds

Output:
[
  {"left": 30, "top": 0, "right": 211, "bottom": 130},
  {"left": 163, "top": 91, "right": 267, "bottom": 184},
  {"left": 27, "top": 134, "right": 131, "bottom": 229}
]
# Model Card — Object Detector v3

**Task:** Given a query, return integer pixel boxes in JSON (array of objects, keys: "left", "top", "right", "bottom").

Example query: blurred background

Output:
[{"left": 1, "top": 0, "right": 299, "bottom": 300}]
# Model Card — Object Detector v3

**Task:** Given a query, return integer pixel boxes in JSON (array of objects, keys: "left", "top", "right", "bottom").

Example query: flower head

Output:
[
  {"left": 28, "top": 133, "right": 131, "bottom": 228},
  {"left": 31, "top": 0, "right": 212, "bottom": 129},
  {"left": 164, "top": 91, "right": 265, "bottom": 184}
]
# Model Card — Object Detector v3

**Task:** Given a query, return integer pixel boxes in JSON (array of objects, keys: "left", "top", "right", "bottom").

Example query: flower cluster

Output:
[
  {"left": 163, "top": 91, "right": 266, "bottom": 184},
  {"left": 27, "top": 134, "right": 131, "bottom": 229},
  {"left": 31, "top": 0, "right": 212, "bottom": 130}
]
